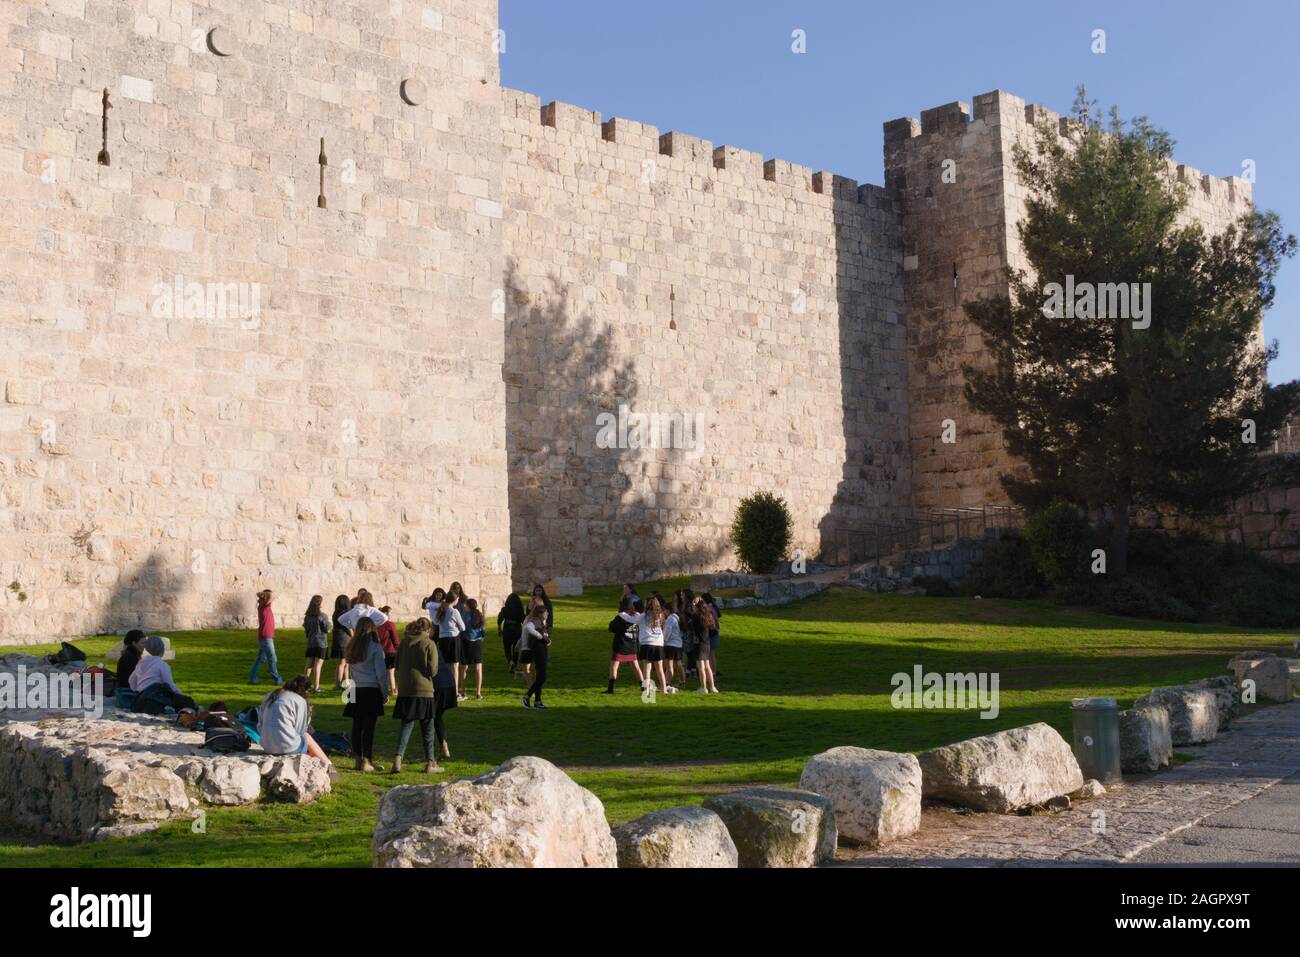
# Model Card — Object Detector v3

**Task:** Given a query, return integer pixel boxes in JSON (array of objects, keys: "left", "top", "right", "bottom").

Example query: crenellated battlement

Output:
[
  {"left": 885, "top": 90, "right": 1251, "bottom": 209},
  {"left": 503, "top": 87, "right": 886, "bottom": 207}
]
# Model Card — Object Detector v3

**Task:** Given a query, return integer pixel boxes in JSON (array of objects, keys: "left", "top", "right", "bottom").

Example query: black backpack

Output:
[
  {"left": 204, "top": 722, "right": 251, "bottom": 753},
  {"left": 47, "top": 641, "right": 87, "bottom": 667}
]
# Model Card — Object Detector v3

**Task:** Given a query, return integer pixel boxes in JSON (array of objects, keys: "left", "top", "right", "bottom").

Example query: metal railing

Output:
[{"left": 825, "top": 505, "right": 1024, "bottom": 572}]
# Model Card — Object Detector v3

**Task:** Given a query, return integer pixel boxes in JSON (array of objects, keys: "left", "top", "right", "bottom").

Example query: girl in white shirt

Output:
[
  {"left": 433, "top": 598, "right": 466, "bottom": 700},
  {"left": 632, "top": 596, "right": 673, "bottom": 694},
  {"left": 338, "top": 589, "right": 388, "bottom": 632}
]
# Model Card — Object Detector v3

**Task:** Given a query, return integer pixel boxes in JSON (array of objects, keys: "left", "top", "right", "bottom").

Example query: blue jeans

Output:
[{"left": 249, "top": 639, "right": 282, "bottom": 684}]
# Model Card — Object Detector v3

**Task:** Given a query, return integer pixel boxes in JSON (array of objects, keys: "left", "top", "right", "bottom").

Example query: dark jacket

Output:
[
  {"left": 395, "top": 633, "right": 438, "bottom": 698},
  {"left": 116, "top": 643, "right": 142, "bottom": 689}
]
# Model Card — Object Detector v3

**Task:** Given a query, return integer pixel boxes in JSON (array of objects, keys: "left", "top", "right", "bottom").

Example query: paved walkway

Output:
[{"left": 837, "top": 700, "right": 1300, "bottom": 867}]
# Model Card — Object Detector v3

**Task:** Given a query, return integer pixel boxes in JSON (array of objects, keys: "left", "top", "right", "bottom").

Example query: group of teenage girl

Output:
[
  {"left": 246, "top": 580, "right": 720, "bottom": 773},
  {"left": 607, "top": 584, "right": 722, "bottom": 695}
]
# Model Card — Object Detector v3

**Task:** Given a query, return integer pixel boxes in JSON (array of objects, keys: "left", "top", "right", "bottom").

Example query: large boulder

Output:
[
  {"left": 702, "top": 787, "right": 836, "bottom": 868},
  {"left": 372, "top": 756, "right": 616, "bottom": 868},
  {"left": 612, "top": 806, "right": 738, "bottom": 868},
  {"left": 1186, "top": 676, "right": 1236, "bottom": 729},
  {"left": 917, "top": 722, "right": 1084, "bottom": 813},
  {"left": 1229, "top": 655, "right": 1292, "bottom": 704},
  {"left": 262, "top": 756, "right": 334, "bottom": 803},
  {"left": 1119, "top": 705, "right": 1173, "bottom": 773},
  {"left": 1134, "top": 687, "right": 1218, "bottom": 745},
  {"left": 196, "top": 758, "right": 262, "bottom": 806},
  {"left": 798, "top": 746, "right": 921, "bottom": 847}
]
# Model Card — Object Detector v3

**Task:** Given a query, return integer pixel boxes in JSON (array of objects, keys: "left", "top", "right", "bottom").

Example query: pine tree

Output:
[{"left": 964, "top": 89, "right": 1298, "bottom": 575}]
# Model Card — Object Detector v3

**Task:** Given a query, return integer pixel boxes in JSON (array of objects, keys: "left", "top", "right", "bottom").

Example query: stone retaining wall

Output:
[{"left": 0, "top": 656, "right": 331, "bottom": 841}]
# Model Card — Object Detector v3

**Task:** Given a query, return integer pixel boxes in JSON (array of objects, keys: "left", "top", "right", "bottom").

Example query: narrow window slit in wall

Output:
[
  {"left": 952, "top": 262, "right": 958, "bottom": 305},
  {"left": 317, "top": 137, "right": 328, "bottom": 209},
  {"left": 669, "top": 284, "right": 677, "bottom": 330},
  {"left": 97, "top": 89, "right": 111, "bottom": 166}
]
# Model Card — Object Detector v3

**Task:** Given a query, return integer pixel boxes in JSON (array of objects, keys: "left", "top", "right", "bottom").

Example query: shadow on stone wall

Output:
[
  {"left": 97, "top": 551, "right": 190, "bottom": 635},
  {"left": 815, "top": 188, "right": 910, "bottom": 564},
  {"left": 503, "top": 260, "right": 726, "bottom": 586}
]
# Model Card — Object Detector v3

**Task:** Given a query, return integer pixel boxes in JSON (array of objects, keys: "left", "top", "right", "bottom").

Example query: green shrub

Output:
[
  {"left": 912, "top": 575, "right": 959, "bottom": 597},
  {"left": 1097, "top": 573, "right": 1199, "bottom": 622},
  {"left": 729, "top": 491, "right": 793, "bottom": 574},
  {"left": 960, "top": 537, "right": 1045, "bottom": 600},
  {"left": 1023, "top": 501, "right": 1094, "bottom": 585}
]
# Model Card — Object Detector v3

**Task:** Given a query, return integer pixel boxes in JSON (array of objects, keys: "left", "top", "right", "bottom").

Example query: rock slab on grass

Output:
[
  {"left": 799, "top": 746, "right": 921, "bottom": 847},
  {"left": 1134, "top": 688, "right": 1219, "bottom": 745},
  {"left": 1119, "top": 705, "right": 1173, "bottom": 773},
  {"left": 917, "top": 722, "right": 1084, "bottom": 813},
  {"left": 613, "top": 806, "right": 738, "bottom": 868},
  {"left": 1229, "top": 655, "right": 1292, "bottom": 704},
  {"left": 372, "top": 756, "right": 616, "bottom": 868},
  {"left": 702, "top": 787, "right": 836, "bottom": 868}
]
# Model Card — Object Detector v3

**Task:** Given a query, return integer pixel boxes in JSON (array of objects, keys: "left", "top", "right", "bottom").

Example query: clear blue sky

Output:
[{"left": 499, "top": 0, "right": 1299, "bottom": 383}]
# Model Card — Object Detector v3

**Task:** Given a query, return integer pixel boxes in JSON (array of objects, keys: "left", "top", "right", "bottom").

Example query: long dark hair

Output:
[
  {"left": 345, "top": 617, "right": 378, "bottom": 664},
  {"left": 464, "top": 598, "right": 484, "bottom": 629},
  {"left": 500, "top": 592, "right": 525, "bottom": 622},
  {"left": 425, "top": 586, "right": 446, "bottom": 607},
  {"left": 332, "top": 594, "right": 350, "bottom": 626},
  {"left": 268, "top": 674, "right": 311, "bottom": 704},
  {"left": 305, "top": 595, "right": 323, "bottom": 618}
]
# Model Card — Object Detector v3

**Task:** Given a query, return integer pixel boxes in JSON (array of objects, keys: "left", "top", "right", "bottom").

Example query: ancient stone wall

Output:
[
  {"left": 500, "top": 90, "right": 911, "bottom": 585},
  {"left": 0, "top": 0, "right": 511, "bottom": 642}
]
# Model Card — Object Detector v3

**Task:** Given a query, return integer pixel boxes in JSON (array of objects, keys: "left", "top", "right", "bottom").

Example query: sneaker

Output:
[
  {"left": 457, "top": 693, "right": 467, "bottom": 701},
  {"left": 664, "top": 686, "right": 678, "bottom": 694},
  {"left": 522, "top": 696, "right": 532, "bottom": 709},
  {"left": 533, "top": 701, "right": 547, "bottom": 710},
  {"left": 475, "top": 693, "right": 483, "bottom": 700},
  {"left": 695, "top": 687, "right": 709, "bottom": 693}
]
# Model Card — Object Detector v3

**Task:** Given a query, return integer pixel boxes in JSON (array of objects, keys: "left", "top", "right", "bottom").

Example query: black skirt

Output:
[
  {"left": 343, "top": 685, "right": 385, "bottom": 718},
  {"left": 439, "top": 635, "right": 460, "bottom": 664},
  {"left": 306, "top": 646, "right": 326, "bottom": 660},
  {"left": 638, "top": 645, "right": 664, "bottom": 662},
  {"left": 392, "top": 695, "right": 435, "bottom": 722},
  {"left": 460, "top": 639, "right": 484, "bottom": 664},
  {"left": 435, "top": 686, "right": 458, "bottom": 712},
  {"left": 663, "top": 646, "right": 682, "bottom": 661},
  {"left": 329, "top": 631, "right": 348, "bottom": 660}
]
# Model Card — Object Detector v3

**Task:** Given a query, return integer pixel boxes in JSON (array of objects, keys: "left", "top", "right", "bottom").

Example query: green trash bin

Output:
[{"left": 1070, "top": 696, "right": 1122, "bottom": 784}]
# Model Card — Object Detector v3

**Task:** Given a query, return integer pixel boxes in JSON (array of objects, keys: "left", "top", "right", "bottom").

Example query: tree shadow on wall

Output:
[
  {"left": 502, "top": 260, "right": 727, "bottom": 587},
  {"left": 815, "top": 188, "right": 911, "bottom": 564},
  {"left": 97, "top": 550, "right": 190, "bottom": 635}
]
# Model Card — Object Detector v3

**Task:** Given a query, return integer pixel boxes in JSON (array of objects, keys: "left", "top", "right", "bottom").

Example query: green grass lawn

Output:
[{"left": 1, "top": 581, "right": 1289, "bottom": 867}]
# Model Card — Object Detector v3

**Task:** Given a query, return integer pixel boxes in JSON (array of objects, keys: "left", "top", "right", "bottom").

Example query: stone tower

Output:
[{"left": 884, "top": 90, "right": 1254, "bottom": 512}]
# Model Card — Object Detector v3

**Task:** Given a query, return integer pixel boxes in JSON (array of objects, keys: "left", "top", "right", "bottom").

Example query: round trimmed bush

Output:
[
  {"left": 1023, "top": 500, "right": 1094, "bottom": 585},
  {"left": 729, "top": 492, "right": 793, "bottom": 574}
]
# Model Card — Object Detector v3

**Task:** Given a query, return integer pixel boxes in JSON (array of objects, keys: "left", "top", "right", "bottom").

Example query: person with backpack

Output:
[
  {"left": 248, "top": 589, "right": 283, "bottom": 685},
  {"left": 390, "top": 618, "right": 443, "bottom": 774},
  {"left": 302, "top": 596, "right": 330, "bottom": 693},
  {"left": 342, "top": 617, "right": 388, "bottom": 772},
  {"left": 605, "top": 595, "right": 643, "bottom": 693},
  {"left": 521, "top": 604, "right": 551, "bottom": 710},
  {"left": 259, "top": 675, "right": 328, "bottom": 759}
]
